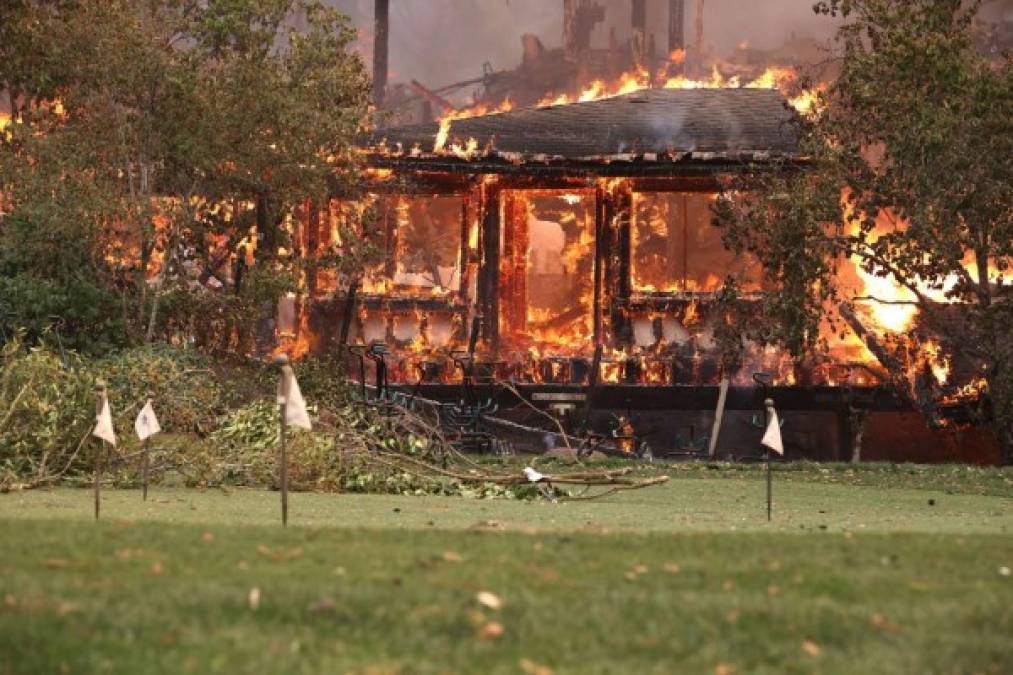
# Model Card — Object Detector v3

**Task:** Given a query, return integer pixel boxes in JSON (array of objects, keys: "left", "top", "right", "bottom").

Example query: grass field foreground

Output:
[{"left": 1, "top": 467, "right": 1011, "bottom": 674}]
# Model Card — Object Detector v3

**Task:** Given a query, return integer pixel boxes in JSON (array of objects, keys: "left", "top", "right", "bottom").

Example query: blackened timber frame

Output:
[{"left": 479, "top": 181, "right": 501, "bottom": 353}]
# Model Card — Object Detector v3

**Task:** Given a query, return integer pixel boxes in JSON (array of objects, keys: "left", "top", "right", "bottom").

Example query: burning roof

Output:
[{"left": 366, "top": 88, "right": 801, "bottom": 169}]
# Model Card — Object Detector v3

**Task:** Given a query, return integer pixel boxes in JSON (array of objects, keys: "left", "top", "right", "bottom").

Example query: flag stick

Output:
[
  {"left": 141, "top": 390, "right": 152, "bottom": 501},
  {"left": 94, "top": 380, "right": 106, "bottom": 521},
  {"left": 766, "top": 449, "right": 772, "bottom": 521},
  {"left": 276, "top": 354, "right": 289, "bottom": 527},
  {"left": 764, "top": 397, "right": 774, "bottom": 521},
  {"left": 142, "top": 437, "right": 150, "bottom": 502}
]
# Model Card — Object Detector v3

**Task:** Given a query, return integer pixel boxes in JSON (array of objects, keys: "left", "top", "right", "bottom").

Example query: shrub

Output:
[{"left": 0, "top": 338, "right": 94, "bottom": 487}]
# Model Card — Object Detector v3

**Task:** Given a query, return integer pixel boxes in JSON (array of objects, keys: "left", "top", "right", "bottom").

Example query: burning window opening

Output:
[
  {"left": 630, "top": 191, "right": 762, "bottom": 295},
  {"left": 363, "top": 194, "right": 466, "bottom": 297},
  {"left": 499, "top": 189, "right": 596, "bottom": 361}
]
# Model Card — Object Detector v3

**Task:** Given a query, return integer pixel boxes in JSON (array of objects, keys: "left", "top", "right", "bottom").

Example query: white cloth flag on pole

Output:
[
  {"left": 93, "top": 392, "right": 117, "bottom": 446},
  {"left": 761, "top": 408, "right": 783, "bottom": 455},
  {"left": 277, "top": 365, "right": 312, "bottom": 431},
  {"left": 523, "top": 467, "right": 546, "bottom": 483},
  {"left": 135, "top": 399, "right": 162, "bottom": 441}
]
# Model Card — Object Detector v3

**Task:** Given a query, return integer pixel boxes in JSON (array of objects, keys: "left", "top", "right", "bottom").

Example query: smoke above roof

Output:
[{"left": 330, "top": 0, "right": 841, "bottom": 93}]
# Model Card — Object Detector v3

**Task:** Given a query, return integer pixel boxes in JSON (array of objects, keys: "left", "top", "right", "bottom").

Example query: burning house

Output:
[
  {"left": 272, "top": 1, "right": 1000, "bottom": 464},
  {"left": 276, "top": 80, "right": 997, "bottom": 465}
]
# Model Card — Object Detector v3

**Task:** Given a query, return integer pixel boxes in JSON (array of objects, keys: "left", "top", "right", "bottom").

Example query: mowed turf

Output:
[{"left": 1, "top": 472, "right": 1011, "bottom": 674}]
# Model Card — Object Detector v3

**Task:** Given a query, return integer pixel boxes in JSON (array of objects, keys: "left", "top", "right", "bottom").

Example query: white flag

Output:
[
  {"left": 93, "top": 393, "right": 117, "bottom": 446},
  {"left": 523, "top": 467, "right": 546, "bottom": 483},
  {"left": 134, "top": 399, "right": 162, "bottom": 441},
  {"left": 277, "top": 365, "right": 312, "bottom": 431},
  {"left": 761, "top": 409, "right": 783, "bottom": 455}
]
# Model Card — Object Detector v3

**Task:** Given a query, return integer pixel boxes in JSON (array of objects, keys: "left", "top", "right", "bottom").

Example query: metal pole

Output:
[
  {"left": 94, "top": 380, "right": 105, "bottom": 521},
  {"left": 276, "top": 354, "right": 290, "bottom": 527}
]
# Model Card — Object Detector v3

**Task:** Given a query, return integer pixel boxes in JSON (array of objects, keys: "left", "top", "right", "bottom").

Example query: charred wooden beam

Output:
[
  {"left": 838, "top": 304, "right": 907, "bottom": 386},
  {"left": 410, "top": 383, "right": 910, "bottom": 412},
  {"left": 361, "top": 173, "right": 473, "bottom": 195},
  {"left": 479, "top": 185, "right": 501, "bottom": 353},
  {"left": 632, "top": 0, "right": 648, "bottom": 65},
  {"left": 409, "top": 79, "right": 457, "bottom": 115},
  {"left": 363, "top": 155, "right": 811, "bottom": 178},
  {"left": 305, "top": 201, "right": 320, "bottom": 296},
  {"left": 669, "top": 0, "right": 686, "bottom": 60},
  {"left": 563, "top": 0, "right": 578, "bottom": 62},
  {"left": 337, "top": 278, "right": 360, "bottom": 349},
  {"left": 355, "top": 295, "right": 468, "bottom": 312},
  {"left": 373, "top": 0, "right": 389, "bottom": 106},
  {"left": 693, "top": 0, "right": 704, "bottom": 78},
  {"left": 614, "top": 187, "right": 633, "bottom": 346},
  {"left": 630, "top": 176, "right": 720, "bottom": 192},
  {"left": 836, "top": 302, "right": 948, "bottom": 424},
  {"left": 593, "top": 185, "right": 606, "bottom": 344},
  {"left": 563, "top": 0, "right": 605, "bottom": 62}
]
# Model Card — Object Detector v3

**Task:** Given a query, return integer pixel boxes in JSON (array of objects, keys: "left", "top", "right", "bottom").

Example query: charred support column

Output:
[
  {"left": 593, "top": 186, "right": 607, "bottom": 345},
  {"left": 479, "top": 184, "right": 501, "bottom": 355},
  {"left": 693, "top": 0, "right": 704, "bottom": 77},
  {"left": 632, "top": 0, "right": 647, "bottom": 65},
  {"left": 456, "top": 193, "right": 473, "bottom": 345},
  {"left": 305, "top": 200, "right": 320, "bottom": 296},
  {"left": 613, "top": 187, "right": 633, "bottom": 347},
  {"left": 669, "top": 0, "right": 685, "bottom": 69},
  {"left": 563, "top": 0, "right": 578, "bottom": 62},
  {"left": 372, "top": 0, "right": 389, "bottom": 106},
  {"left": 564, "top": 0, "right": 604, "bottom": 63}
]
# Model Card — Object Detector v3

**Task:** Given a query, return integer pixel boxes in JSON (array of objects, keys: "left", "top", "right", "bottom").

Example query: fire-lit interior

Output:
[{"left": 299, "top": 174, "right": 885, "bottom": 390}]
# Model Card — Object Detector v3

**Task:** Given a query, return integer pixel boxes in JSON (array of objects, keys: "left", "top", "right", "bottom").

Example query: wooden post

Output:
[
  {"left": 708, "top": 376, "right": 730, "bottom": 457},
  {"left": 275, "top": 354, "right": 290, "bottom": 527},
  {"left": 372, "top": 0, "right": 390, "bottom": 107}
]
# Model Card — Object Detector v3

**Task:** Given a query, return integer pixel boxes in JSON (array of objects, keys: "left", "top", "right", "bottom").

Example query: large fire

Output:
[
  {"left": 430, "top": 52, "right": 822, "bottom": 156},
  {"left": 281, "top": 47, "right": 987, "bottom": 431}
]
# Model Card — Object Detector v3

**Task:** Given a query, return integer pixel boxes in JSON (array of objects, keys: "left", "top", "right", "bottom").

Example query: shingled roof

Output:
[{"left": 366, "top": 88, "right": 801, "bottom": 169}]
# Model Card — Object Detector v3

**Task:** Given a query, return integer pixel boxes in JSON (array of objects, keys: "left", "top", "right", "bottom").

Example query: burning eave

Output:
[{"left": 361, "top": 150, "right": 812, "bottom": 179}]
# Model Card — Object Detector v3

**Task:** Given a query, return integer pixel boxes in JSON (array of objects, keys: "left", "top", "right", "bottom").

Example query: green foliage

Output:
[
  {"left": 0, "top": 338, "right": 93, "bottom": 486},
  {"left": 157, "top": 267, "right": 294, "bottom": 355},
  {"left": 0, "top": 339, "right": 227, "bottom": 489},
  {"left": 717, "top": 0, "right": 1013, "bottom": 461},
  {"left": 0, "top": 0, "right": 371, "bottom": 350},
  {"left": 208, "top": 399, "right": 284, "bottom": 486},
  {"left": 0, "top": 339, "right": 529, "bottom": 497},
  {"left": 0, "top": 275, "right": 126, "bottom": 355},
  {"left": 97, "top": 344, "right": 225, "bottom": 436}
]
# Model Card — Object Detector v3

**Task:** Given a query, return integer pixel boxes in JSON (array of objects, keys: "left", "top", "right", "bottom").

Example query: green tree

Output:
[
  {"left": 716, "top": 0, "right": 1012, "bottom": 463},
  {"left": 0, "top": 0, "right": 371, "bottom": 352}
]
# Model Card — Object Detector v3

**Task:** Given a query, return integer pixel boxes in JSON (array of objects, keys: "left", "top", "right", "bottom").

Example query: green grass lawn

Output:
[{"left": 1, "top": 466, "right": 1011, "bottom": 674}]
